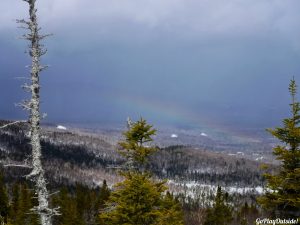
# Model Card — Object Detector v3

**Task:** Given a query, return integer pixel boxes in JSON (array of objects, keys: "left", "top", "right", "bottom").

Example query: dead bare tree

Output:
[
  {"left": 0, "top": 1, "right": 59, "bottom": 224},
  {"left": 15, "top": 0, "right": 59, "bottom": 224}
]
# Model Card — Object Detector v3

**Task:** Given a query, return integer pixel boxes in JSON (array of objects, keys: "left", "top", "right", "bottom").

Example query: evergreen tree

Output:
[
  {"left": 8, "top": 183, "right": 20, "bottom": 224},
  {"left": 257, "top": 78, "right": 300, "bottom": 219},
  {"left": 96, "top": 180, "right": 111, "bottom": 225},
  {"left": 96, "top": 180, "right": 110, "bottom": 211},
  {"left": 235, "top": 202, "right": 250, "bottom": 225},
  {"left": 74, "top": 184, "right": 87, "bottom": 225},
  {"left": 9, "top": 183, "right": 39, "bottom": 225},
  {"left": 118, "top": 118, "right": 157, "bottom": 169},
  {"left": 99, "top": 118, "right": 184, "bottom": 225},
  {"left": 157, "top": 192, "right": 184, "bottom": 225},
  {"left": 203, "top": 186, "right": 233, "bottom": 225},
  {"left": 0, "top": 172, "right": 9, "bottom": 224},
  {"left": 54, "top": 187, "right": 81, "bottom": 225}
]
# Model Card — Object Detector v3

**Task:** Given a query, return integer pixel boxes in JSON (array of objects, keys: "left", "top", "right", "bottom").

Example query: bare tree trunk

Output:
[{"left": 17, "top": 0, "right": 59, "bottom": 224}]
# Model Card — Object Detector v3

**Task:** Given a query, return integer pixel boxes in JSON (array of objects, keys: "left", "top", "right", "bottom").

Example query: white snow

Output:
[
  {"left": 171, "top": 134, "right": 178, "bottom": 138},
  {"left": 57, "top": 125, "right": 67, "bottom": 130},
  {"left": 255, "top": 156, "right": 264, "bottom": 161},
  {"left": 168, "top": 180, "right": 265, "bottom": 196},
  {"left": 200, "top": 132, "right": 208, "bottom": 137}
]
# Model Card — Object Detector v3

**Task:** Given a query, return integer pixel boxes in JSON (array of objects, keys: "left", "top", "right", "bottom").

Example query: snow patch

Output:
[
  {"left": 255, "top": 156, "right": 264, "bottom": 161},
  {"left": 200, "top": 132, "right": 208, "bottom": 137},
  {"left": 171, "top": 134, "right": 178, "bottom": 138},
  {"left": 57, "top": 125, "right": 67, "bottom": 130}
]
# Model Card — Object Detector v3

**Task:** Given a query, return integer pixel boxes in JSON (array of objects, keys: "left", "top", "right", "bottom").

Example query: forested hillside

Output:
[
  {"left": 0, "top": 120, "right": 276, "bottom": 189},
  {"left": 0, "top": 120, "right": 270, "bottom": 225}
]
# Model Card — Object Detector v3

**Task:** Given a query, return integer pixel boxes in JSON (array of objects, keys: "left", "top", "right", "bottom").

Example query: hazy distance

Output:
[{"left": 1, "top": 0, "right": 300, "bottom": 129}]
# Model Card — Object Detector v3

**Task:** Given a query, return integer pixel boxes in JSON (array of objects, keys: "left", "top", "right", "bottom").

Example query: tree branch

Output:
[{"left": 0, "top": 120, "right": 27, "bottom": 129}]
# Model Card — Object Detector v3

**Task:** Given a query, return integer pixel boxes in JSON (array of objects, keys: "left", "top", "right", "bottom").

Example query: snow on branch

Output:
[{"left": 0, "top": 120, "right": 27, "bottom": 129}]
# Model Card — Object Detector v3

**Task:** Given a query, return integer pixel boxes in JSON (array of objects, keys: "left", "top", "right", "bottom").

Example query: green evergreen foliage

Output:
[
  {"left": 203, "top": 186, "right": 233, "bottom": 225},
  {"left": 0, "top": 172, "right": 9, "bottom": 224},
  {"left": 158, "top": 192, "right": 184, "bottom": 225},
  {"left": 118, "top": 118, "right": 158, "bottom": 167},
  {"left": 99, "top": 118, "right": 184, "bottom": 225},
  {"left": 257, "top": 78, "right": 300, "bottom": 219},
  {"left": 234, "top": 202, "right": 260, "bottom": 225},
  {"left": 8, "top": 183, "right": 39, "bottom": 225},
  {"left": 95, "top": 180, "right": 110, "bottom": 225},
  {"left": 53, "top": 186, "right": 86, "bottom": 225},
  {"left": 8, "top": 183, "right": 20, "bottom": 224},
  {"left": 97, "top": 180, "right": 110, "bottom": 209},
  {"left": 50, "top": 182, "right": 110, "bottom": 225},
  {"left": 100, "top": 171, "right": 167, "bottom": 224},
  {"left": 75, "top": 184, "right": 88, "bottom": 225}
]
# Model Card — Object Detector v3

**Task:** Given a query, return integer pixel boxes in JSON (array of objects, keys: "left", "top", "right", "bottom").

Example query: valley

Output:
[{"left": 0, "top": 120, "right": 278, "bottom": 193}]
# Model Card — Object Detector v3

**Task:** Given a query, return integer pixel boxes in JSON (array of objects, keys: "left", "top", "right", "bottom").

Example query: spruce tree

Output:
[
  {"left": 0, "top": 172, "right": 9, "bottom": 224},
  {"left": 203, "top": 186, "right": 233, "bottom": 225},
  {"left": 257, "top": 78, "right": 300, "bottom": 219},
  {"left": 99, "top": 118, "right": 184, "bottom": 225},
  {"left": 96, "top": 180, "right": 110, "bottom": 225},
  {"left": 9, "top": 183, "right": 39, "bottom": 225},
  {"left": 96, "top": 180, "right": 110, "bottom": 211},
  {"left": 157, "top": 192, "right": 184, "bottom": 225},
  {"left": 74, "top": 184, "right": 87, "bottom": 225},
  {"left": 54, "top": 187, "right": 81, "bottom": 225}
]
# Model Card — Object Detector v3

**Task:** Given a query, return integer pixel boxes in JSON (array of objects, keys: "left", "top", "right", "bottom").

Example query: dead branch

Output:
[{"left": 0, "top": 120, "right": 27, "bottom": 129}]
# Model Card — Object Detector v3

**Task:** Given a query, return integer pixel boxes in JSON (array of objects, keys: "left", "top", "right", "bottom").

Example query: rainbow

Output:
[{"left": 105, "top": 92, "right": 216, "bottom": 128}]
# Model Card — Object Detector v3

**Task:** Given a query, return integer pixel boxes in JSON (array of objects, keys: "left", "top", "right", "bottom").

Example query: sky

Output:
[{"left": 1, "top": 0, "right": 300, "bottom": 129}]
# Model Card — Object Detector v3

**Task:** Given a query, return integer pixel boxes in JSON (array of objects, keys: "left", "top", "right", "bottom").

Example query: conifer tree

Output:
[
  {"left": 8, "top": 183, "right": 39, "bottom": 225},
  {"left": 96, "top": 180, "right": 110, "bottom": 211},
  {"left": 54, "top": 187, "right": 80, "bottom": 225},
  {"left": 203, "top": 186, "right": 233, "bottom": 225},
  {"left": 74, "top": 184, "right": 87, "bottom": 225},
  {"left": 157, "top": 192, "right": 184, "bottom": 225},
  {"left": 258, "top": 78, "right": 300, "bottom": 219},
  {"left": 99, "top": 118, "right": 184, "bottom": 225},
  {"left": 96, "top": 180, "right": 110, "bottom": 225},
  {"left": 0, "top": 172, "right": 9, "bottom": 224},
  {"left": 8, "top": 183, "right": 20, "bottom": 224}
]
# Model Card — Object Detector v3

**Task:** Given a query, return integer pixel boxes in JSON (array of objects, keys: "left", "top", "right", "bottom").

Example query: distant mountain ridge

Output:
[{"left": 0, "top": 120, "right": 277, "bottom": 189}]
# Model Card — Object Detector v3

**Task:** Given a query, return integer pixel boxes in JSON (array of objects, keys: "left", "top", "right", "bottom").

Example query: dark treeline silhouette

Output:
[{"left": 0, "top": 171, "right": 110, "bottom": 225}]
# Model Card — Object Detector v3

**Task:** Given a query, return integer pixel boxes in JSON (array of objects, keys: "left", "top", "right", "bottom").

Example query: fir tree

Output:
[
  {"left": 8, "top": 183, "right": 20, "bottom": 224},
  {"left": 74, "top": 184, "right": 87, "bottom": 225},
  {"left": 118, "top": 118, "right": 157, "bottom": 169},
  {"left": 9, "top": 183, "right": 39, "bottom": 225},
  {"left": 203, "top": 186, "right": 233, "bottom": 225},
  {"left": 157, "top": 192, "right": 184, "bottom": 225},
  {"left": 54, "top": 187, "right": 80, "bottom": 225},
  {"left": 96, "top": 180, "right": 110, "bottom": 211},
  {"left": 96, "top": 180, "right": 111, "bottom": 225},
  {"left": 0, "top": 172, "right": 9, "bottom": 224},
  {"left": 99, "top": 118, "right": 184, "bottom": 225},
  {"left": 257, "top": 78, "right": 300, "bottom": 219}
]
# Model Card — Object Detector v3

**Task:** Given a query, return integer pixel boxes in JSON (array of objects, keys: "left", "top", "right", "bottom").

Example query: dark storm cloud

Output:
[{"left": 1, "top": 0, "right": 300, "bottom": 127}]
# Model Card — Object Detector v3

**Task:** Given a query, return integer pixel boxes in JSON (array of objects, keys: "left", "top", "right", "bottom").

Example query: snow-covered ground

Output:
[{"left": 167, "top": 180, "right": 264, "bottom": 205}]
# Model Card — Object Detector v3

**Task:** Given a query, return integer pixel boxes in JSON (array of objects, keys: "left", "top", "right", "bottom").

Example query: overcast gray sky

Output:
[{"left": 1, "top": 0, "right": 300, "bottom": 128}]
